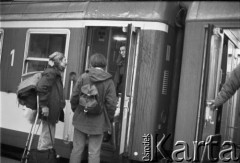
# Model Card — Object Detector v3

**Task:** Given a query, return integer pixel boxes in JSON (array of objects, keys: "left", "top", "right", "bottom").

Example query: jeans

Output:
[
  {"left": 37, "top": 120, "right": 56, "bottom": 150},
  {"left": 69, "top": 128, "right": 104, "bottom": 163}
]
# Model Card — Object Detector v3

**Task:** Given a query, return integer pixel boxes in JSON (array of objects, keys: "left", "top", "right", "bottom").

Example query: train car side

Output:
[
  {"left": 174, "top": 1, "right": 240, "bottom": 161},
  {"left": 0, "top": 1, "right": 183, "bottom": 162}
]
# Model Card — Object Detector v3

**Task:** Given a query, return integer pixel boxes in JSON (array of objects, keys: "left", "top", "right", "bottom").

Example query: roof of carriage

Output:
[
  {"left": 186, "top": 1, "right": 240, "bottom": 22},
  {"left": 0, "top": 1, "right": 180, "bottom": 26}
]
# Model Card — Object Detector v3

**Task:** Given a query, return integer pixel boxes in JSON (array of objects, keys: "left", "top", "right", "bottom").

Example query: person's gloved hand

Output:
[
  {"left": 114, "top": 107, "right": 120, "bottom": 117},
  {"left": 208, "top": 100, "right": 217, "bottom": 110},
  {"left": 42, "top": 106, "right": 49, "bottom": 117}
]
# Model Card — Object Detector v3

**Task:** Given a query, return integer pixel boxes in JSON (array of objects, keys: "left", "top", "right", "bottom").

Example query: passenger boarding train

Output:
[{"left": 0, "top": 1, "right": 240, "bottom": 163}]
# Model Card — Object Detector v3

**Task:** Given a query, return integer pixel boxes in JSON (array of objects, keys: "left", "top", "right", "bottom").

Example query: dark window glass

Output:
[{"left": 24, "top": 33, "right": 66, "bottom": 73}]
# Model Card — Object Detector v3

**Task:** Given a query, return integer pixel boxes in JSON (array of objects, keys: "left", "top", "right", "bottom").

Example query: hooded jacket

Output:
[
  {"left": 71, "top": 68, "right": 117, "bottom": 135},
  {"left": 37, "top": 66, "right": 66, "bottom": 124}
]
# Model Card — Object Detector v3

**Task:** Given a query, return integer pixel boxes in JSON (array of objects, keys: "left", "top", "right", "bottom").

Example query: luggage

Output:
[
  {"left": 21, "top": 95, "right": 58, "bottom": 163},
  {"left": 17, "top": 72, "right": 42, "bottom": 110},
  {"left": 27, "top": 148, "right": 57, "bottom": 163}
]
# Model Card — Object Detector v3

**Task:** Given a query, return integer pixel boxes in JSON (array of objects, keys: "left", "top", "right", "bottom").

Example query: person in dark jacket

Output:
[
  {"left": 69, "top": 53, "right": 117, "bottom": 163},
  {"left": 211, "top": 64, "right": 240, "bottom": 108},
  {"left": 36, "top": 51, "right": 67, "bottom": 150},
  {"left": 114, "top": 45, "right": 126, "bottom": 95}
]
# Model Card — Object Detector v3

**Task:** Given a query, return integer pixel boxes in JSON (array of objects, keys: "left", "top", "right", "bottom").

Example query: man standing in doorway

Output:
[{"left": 114, "top": 45, "right": 126, "bottom": 96}]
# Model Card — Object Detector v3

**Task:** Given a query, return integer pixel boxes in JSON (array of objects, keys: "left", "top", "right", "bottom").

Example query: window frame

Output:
[
  {"left": 0, "top": 29, "right": 4, "bottom": 63},
  {"left": 22, "top": 29, "right": 70, "bottom": 84}
]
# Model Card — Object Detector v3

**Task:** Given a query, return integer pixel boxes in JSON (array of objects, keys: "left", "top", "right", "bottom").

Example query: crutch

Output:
[
  {"left": 21, "top": 122, "right": 34, "bottom": 163},
  {"left": 21, "top": 95, "right": 41, "bottom": 163}
]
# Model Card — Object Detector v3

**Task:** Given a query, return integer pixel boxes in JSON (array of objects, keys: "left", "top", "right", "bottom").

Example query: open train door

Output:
[
  {"left": 199, "top": 25, "right": 224, "bottom": 162},
  {"left": 118, "top": 24, "right": 139, "bottom": 160}
]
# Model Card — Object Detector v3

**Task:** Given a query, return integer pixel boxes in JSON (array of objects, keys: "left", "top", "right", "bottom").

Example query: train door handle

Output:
[
  {"left": 69, "top": 72, "right": 76, "bottom": 98},
  {"left": 124, "top": 96, "right": 130, "bottom": 107},
  {"left": 122, "top": 97, "right": 130, "bottom": 119},
  {"left": 205, "top": 100, "right": 215, "bottom": 125},
  {"left": 123, "top": 106, "right": 129, "bottom": 119},
  {"left": 123, "top": 97, "right": 130, "bottom": 111}
]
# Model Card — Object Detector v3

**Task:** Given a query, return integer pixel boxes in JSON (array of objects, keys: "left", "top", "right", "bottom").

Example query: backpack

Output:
[
  {"left": 79, "top": 75, "right": 103, "bottom": 115},
  {"left": 17, "top": 72, "right": 42, "bottom": 110}
]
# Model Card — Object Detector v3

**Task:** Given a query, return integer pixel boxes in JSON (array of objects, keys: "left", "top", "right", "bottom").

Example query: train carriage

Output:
[
  {"left": 175, "top": 2, "right": 240, "bottom": 162},
  {"left": 0, "top": 1, "right": 183, "bottom": 162}
]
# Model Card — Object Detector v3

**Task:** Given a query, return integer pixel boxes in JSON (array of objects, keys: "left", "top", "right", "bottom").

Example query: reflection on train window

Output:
[{"left": 23, "top": 33, "right": 67, "bottom": 74}]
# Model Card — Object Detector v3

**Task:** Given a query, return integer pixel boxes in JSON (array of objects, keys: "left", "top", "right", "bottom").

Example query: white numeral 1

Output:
[{"left": 10, "top": 49, "right": 15, "bottom": 66}]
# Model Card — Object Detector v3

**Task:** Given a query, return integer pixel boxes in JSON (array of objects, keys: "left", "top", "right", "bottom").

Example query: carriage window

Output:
[{"left": 23, "top": 30, "right": 69, "bottom": 75}]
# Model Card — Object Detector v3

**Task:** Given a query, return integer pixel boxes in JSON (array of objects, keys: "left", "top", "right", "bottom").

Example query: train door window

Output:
[
  {"left": 22, "top": 29, "right": 70, "bottom": 76},
  {"left": 0, "top": 29, "right": 4, "bottom": 63},
  {"left": 85, "top": 27, "right": 127, "bottom": 77}
]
